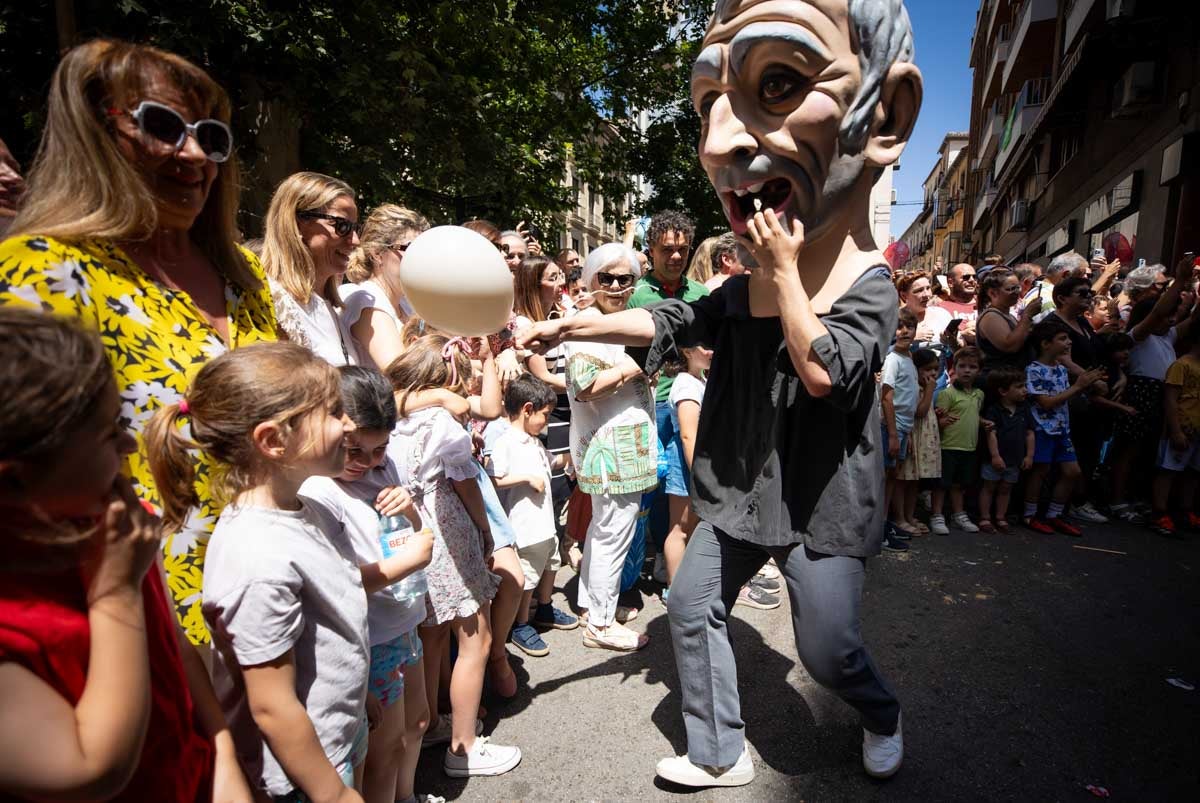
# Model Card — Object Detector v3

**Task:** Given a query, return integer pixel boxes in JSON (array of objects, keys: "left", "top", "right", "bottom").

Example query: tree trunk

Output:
[
  {"left": 238, "top": 76, "right": 301, "bottom": 236},
  {"left": 54, "top": 0, "right": 76, "bottom": 53}
]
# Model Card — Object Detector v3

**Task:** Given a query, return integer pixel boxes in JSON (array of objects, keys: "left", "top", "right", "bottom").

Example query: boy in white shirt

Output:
[{"left": 490, "top": 374, "right": 577, "bottom": 656}]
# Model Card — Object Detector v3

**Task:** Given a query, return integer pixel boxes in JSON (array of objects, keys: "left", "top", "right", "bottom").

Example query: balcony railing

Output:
[
  {"left": 995, "top": 77, "right": 1050, "bottom": 174},
  {"left": 985, "top": 23, "right": 1011, "bottom": 97},
  {"left": 1004, "top": 0, "right": 1057, "bottom": 90}
]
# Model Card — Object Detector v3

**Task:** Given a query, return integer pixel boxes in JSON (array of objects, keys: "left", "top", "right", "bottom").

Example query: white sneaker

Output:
[
  {"left": 951, "top": 512, "right": 979, "bottom": 533},
  {"left": 1069, "top": 502, "right": 1109, "bottom": 524},
  {"left": 862, "top": 713, "right": 903, "bottom": 779},
  {"left": 757, "top": 560, "right": 781, "bottom": 580},
  {"left": 421, "top": 713, "right": 482, "bottom": 747},
  {"left": 656, "top": 746, "right": 755, "bottom": 787},
  {"left": 652, "top": 552, "right": 669, "bottom": 584},
  {"left": 929, "top": 514, "right": 949, "bottom": 535},
  {"left": 443, "top": 736, "right": 521, "bottom": 777}
]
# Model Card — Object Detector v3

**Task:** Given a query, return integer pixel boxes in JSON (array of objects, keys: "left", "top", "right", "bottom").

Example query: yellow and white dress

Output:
[{"left": 0, "top": 234, "right": 277, "bottom": 645}]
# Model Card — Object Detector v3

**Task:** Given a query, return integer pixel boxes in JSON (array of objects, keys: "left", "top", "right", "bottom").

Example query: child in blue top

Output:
[{"left": 1023, "top": 320, "right": 1106, "bottom": 536}]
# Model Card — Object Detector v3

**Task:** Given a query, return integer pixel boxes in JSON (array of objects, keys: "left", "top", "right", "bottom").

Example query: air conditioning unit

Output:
[
  {"left": 1106, "top": 0, "right": 1136, "bottom": 20},
  {"left": 1112, "top": 61, "right": 1158, "bottom": 117},
  {"left": 1009, "top": 200, "right": 1030, "bottom": 231},
  {"left": 891, "top": 189, "right": 898, "bottom": 204}
]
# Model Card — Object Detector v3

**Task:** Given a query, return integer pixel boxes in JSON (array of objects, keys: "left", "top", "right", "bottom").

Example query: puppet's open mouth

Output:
[{"left": 725, "top": 178, "right": 794, "bottom": 234}]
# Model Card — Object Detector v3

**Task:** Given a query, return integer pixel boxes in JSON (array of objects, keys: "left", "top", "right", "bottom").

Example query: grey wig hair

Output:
[
  {"left": 710, "top": 0, "right": 916, "bottom": 154},
  {"left": 1126, "top": 264, "right": 1165, "bottom": 291}
]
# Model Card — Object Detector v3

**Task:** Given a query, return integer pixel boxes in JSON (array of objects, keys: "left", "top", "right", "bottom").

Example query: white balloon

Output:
[{"left": 399, "top": 226, "right": 514, "bottom": 337}]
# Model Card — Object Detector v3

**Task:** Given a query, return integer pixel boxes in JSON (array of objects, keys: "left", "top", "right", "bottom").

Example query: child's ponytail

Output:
[{"left": 144, "top": 402, "right": 201, "bottom": 534}]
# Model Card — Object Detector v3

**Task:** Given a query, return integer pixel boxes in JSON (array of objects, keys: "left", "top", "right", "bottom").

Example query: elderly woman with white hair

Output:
[{"left": 559, "top": 242, "right": 658, "bottom": 651}]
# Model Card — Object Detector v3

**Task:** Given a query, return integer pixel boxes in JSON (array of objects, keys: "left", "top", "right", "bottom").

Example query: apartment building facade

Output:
[
  {"left": 966, "top": 0, "right": 1200, "bottom": 268},
  {"left": 900, "top": 133, "right": 970, "bottom": 273}
]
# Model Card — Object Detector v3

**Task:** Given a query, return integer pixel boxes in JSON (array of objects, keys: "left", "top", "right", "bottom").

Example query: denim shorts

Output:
[
  {"left": 476, "top": 462, "right": 516, "bottom": 549},
  {"left": 368, "top": 629, "right": 423, "bottom": 708},
  {"left": 273, "top": 717, "right": 369, "bottom": 801},
  {"left": 980, "top": 463, "right": 1020, "bottom": 483},
  {"left": 882, "top": 426, "right": 911, "bottom": 469},
  {"left": 663, "top": 437, "right": 691, "bottom": 497}
]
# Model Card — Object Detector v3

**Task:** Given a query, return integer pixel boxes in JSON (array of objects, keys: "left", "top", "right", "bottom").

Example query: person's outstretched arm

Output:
[{"left": 517, "top": 308, "right": 656, "bottom": 353}]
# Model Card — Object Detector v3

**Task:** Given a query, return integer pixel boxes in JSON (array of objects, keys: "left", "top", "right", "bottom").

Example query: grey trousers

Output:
[{"left": 667, "top": 522, "right": 900, "bottom": 767}]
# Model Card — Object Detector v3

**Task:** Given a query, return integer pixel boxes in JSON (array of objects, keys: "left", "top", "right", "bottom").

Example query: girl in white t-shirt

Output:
[
  {"left": 299, "top": 367, "right": 435, "bottom": 803},
  {"left": 145, "top": 343, "right": 371, "bottom": 801},
  {"left": 662, "top": 346, "right": 711, "bottom": 591}
]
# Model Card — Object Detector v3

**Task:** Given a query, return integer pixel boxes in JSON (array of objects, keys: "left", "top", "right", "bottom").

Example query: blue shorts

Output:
[
  {"left": 981, "top": 463, "right": 1020, "bottom": 483},
  {"left": 368, "top": 629, "right": 423, "bottom": 708},
  {"left": 274, "top": 718, "right": 369, "bottom": 801},
  {"left": 476, "top": 462, "right": 516, "bottom": 549},
  {"left": 882, "top": 426, "right": 911, "bottom": 469},
  {"left": 663, "top": 437, "right": 691, "bottom": 497},
  {"left": 1033, "top": 430, "right": 1076, "bottom": 465}
]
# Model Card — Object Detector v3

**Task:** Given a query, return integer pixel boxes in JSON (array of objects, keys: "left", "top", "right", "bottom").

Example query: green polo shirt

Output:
[{"left": 628, "top": 272, "right": 710, "bottom": 402}]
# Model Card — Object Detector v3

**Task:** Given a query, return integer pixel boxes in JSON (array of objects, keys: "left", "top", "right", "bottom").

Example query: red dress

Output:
[{"left": 0, "top": 568, "right": 214, "bottom": 802}]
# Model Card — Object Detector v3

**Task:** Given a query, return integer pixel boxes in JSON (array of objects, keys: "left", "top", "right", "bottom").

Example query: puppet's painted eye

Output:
[{"left": 760, "top": 68, "right": 805, "bottom": 105}]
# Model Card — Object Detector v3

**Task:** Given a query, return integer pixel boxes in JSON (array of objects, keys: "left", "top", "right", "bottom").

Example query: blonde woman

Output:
[
  {"left": 0, "top": 40, "right": 277, "bottom": 648},
  {"left": 340, "top": 204, "right": 430, "bottom": 370},
  {"left": 0, "top": 37, "right": 270, "bottom": 799},
  {"left": 687, "top": 235, "right": 719, "bottom": 284},
  {"left": 262, "top": 171, "right": 361, "bottom": 366}
]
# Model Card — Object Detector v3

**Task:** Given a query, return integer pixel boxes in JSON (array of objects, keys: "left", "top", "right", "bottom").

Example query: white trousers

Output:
[{"left": 578, "top": 491, "right": 641, "bottom": 627}]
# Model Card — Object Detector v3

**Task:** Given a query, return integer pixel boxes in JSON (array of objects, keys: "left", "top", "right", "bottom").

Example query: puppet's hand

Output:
[{"left": 743, "top": 208, "right": 805, "bottom": 284}]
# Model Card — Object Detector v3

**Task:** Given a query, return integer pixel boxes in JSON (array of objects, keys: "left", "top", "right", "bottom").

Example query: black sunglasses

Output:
[
  {"left": 596, "top": 271, "right": 635, "bottom": 289},
  {"left": 297, "top": 211, "right": 360, "bottom": 238},
  {"left": 108, "top": 100, "right": 233, "bottom": 163},
  {"left": 389, "top": 243, "right": 411, "bottom": 255}
]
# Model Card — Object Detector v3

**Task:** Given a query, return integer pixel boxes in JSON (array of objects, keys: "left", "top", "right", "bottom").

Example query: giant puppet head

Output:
[{"left": 692, "top": 0, "right": 922, "bottom": 252}]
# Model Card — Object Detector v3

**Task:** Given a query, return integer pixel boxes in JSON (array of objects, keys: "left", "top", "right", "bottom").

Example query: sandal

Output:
[
  {"left": 900, "top": 520, "right": 929, "bottom": 536},
  {"left": 582, "top": 624, "right": 648, "bottom": 652},
  {"left": 996, "top": 519, "right": 1010, "bottom": 532},
  {"left": 978, "top": 519, "right": 996, "bottom": 533}
]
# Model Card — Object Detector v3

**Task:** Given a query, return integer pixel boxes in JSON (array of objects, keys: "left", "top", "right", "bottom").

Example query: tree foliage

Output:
[{"left": 0, "top": 0, "right": 724, "bottom": 238}]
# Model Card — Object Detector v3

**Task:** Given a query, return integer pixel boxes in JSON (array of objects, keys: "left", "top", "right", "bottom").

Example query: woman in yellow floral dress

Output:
[{"left": 0, "top": 40, "right": 277, "bottom": 645}]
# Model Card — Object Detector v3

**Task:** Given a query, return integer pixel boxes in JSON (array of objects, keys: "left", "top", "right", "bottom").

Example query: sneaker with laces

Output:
[
  {"left": 1148, "top": 514, "right": 1179, "bottom": 538},
  {"left": 532, "top": 603, "right": 578, "bottom": 630},
  {"left": 656, "top": 746, "right": 755, "bottom": 787},
  {"left": 748, "top": 574, "right": 781, "bottom": 593},
  {"left": 509, "top": 623, "right": 549, "bottom": 656},
  {"left": 882, "top": 532, "right": 909, "bottom": 552},
  {"left": 1048, "top": 517, "right": 1083, "bottom": 537},
  {"left": 950, "top": 512, "right": 979, "bottom": 533},
  {"left": 862, "top": 714, "right": 903, "bottom": 779},
  {"left": 929, "top": 514, "right": 949, "bottom": 535},
  {"left": 737, "top": 584, "right": 781, "bottom": 610},
  {"left": 1106, "top": 503, "right": 1144, "bottom": 524},
  {"left": 1024, "top": 518, "right": 1055, "bottom": 534},
  {"left": 1068, "top": 502, "right": 1108, "bottom": 524},
  {"left": 757, "top": 560, "right": 781, "bottom": 580},
  {"left": 422, "top": 714, "right": 482, "bottom": 747},
  {"left": 443, "top": 736, "right": 522, "bottom": 777}
]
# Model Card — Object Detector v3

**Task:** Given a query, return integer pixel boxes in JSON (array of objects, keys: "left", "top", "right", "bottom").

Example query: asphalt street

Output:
[{"left": 415, "top": 521, "right": 1200, "bottom": 801}]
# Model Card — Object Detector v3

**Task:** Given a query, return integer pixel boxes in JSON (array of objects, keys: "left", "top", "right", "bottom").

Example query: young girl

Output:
[
  {"left": 298, "top": 366, "right": 437, "bottom": 803},
  {"left": 145, "top": 342, "right": 370, "bottom": 802},
  {"left": 0, "top": 308, "right": 247, "bottom": 802},
  {"left": 661, "top": 345, "right": 711, "bottom": 592},
  {"left": 385, "top": 335, "right": 521, "bottom": 778},
  {"left": 897, "top": 348, "right": 942, "bottom": 534}
]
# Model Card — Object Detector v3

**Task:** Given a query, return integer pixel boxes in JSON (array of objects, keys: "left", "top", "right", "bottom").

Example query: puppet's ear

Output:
[{"left": 863, "top": 62, "right": 923, "bottom": 168}]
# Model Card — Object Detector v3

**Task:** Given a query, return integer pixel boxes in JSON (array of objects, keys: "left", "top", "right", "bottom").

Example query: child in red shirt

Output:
[{"left": 0, "top": 309, "right": 247, "bottom": 802}]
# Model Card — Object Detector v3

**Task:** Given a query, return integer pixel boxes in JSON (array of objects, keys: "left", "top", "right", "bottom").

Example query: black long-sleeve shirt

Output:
[{"left": 629, "top": 266, "right": 897, "bottom": 556}]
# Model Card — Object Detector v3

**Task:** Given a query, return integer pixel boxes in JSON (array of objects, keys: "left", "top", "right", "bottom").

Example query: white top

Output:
[
  {"left": 339, "top": 280, "right": 414, "bottom": 369},
  {"left": 489, "top": 425, "right": 556, "bottom": 547},
  {"left": 668, "top": 371, "right": 706, "bottom": 409},
  {"left": 1129, "top": 327, "right": 1178, "bottom": 380},
  {"left": 915, "top": 304, "right": 952, "bottom": 345},
  {"left": 561, "top": 308, "right": 657, "bottom": 494},
  {"left": 202, "top": 501, "right": 368, "bottom": 796},
  {"left": 270, "top": 279, "right": 359, "bottom": 366},
  {"left": 387, "top": 407, "right": 479, "bottom": 492},
  {"left": 299, "top": 461, "right": 426, "bottom": 646}
]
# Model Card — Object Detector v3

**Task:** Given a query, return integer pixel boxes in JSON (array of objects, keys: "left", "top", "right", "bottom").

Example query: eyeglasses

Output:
[
  {"left": 1073, "top": 289, "right": 1096, "bottom": 299},
  {"left": 959, "top": 274, "right": 978, "bottom": 282},
  {"left": 595, "top": 271, "right": 635, "bottom": 289},
  {"left": 108, "top": 100, "right": 233, "bottom": 163},
  {"left": 389, "top": 243, "right": 411, "bottom": 255},
  {"left": 297, "top": 211, "right": 360, "bottom": 238}
]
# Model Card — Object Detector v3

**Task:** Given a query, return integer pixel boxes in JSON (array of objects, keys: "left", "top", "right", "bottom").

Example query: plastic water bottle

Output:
[{"left": 378, "top": 514, "right": 428, "bottom": 605}]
